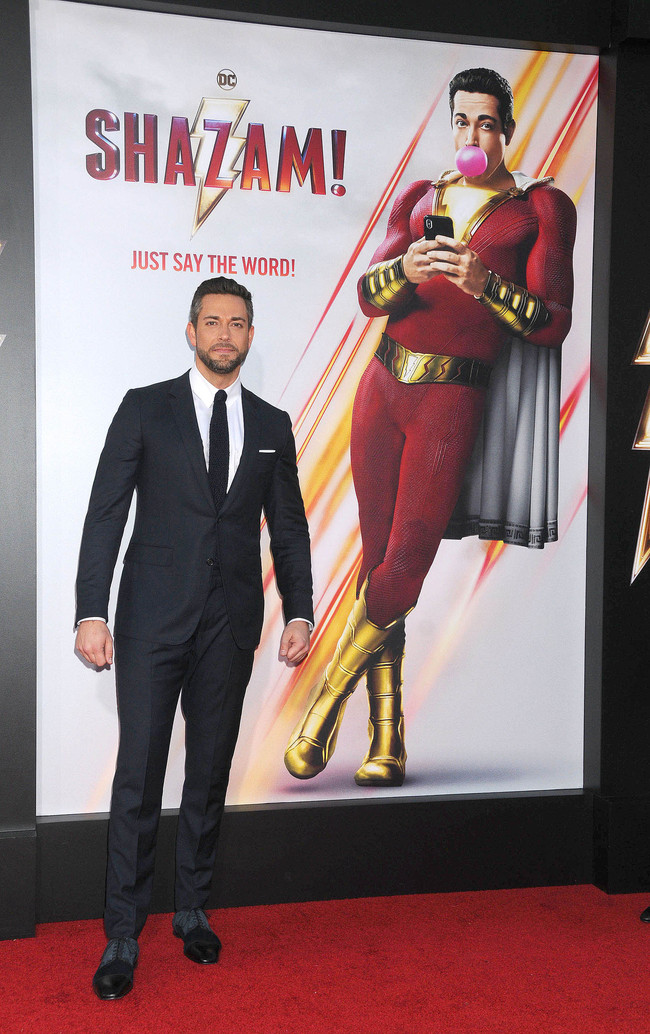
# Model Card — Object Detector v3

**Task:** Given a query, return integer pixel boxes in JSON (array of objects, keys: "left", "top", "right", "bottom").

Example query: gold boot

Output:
[
  {"left": 284, "top": 579, "right": 399, "bottom": 779},
  {"left": 354, "top": 621, "right": 406, "bottom": 787}
]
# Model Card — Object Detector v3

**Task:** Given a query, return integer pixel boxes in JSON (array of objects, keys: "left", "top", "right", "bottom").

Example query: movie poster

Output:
[{"left": 31, "top": 0, "right": 598, "bottom": 813}]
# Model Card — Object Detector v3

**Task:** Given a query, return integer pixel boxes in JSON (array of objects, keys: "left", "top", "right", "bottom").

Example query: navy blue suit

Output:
[{"left": 76, "top": 371, "right": 312, "bottom": 937}]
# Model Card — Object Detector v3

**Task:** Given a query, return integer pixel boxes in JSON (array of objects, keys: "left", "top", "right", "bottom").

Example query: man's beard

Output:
[{"left": 196, "top": 344, "right": 248, "bottom": 375}]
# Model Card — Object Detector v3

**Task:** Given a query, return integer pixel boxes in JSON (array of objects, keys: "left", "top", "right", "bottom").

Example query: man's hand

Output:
[
  {"left": 402, "top": 237, "right": 444, "bottom": 283},
  {"left": 75, "top": 619, "right": 114, "bottom": 667},
  {"left": 279, "top": 620, "right": 311, "bottom": 666},
  {"left": 427, "top": 235, "right": 490, "bottom": 296}
]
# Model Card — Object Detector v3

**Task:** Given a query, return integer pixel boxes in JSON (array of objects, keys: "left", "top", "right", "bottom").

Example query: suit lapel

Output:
[{"left": 167, "top": 372, "right": 215, "bottom": 510}]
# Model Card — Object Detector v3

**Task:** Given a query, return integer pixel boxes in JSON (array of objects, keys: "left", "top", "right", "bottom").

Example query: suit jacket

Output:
[{"left": 75, "top": 371, "right": 313, "bottom": 649}]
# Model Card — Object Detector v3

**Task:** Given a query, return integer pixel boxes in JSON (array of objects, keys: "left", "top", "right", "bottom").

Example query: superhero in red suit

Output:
[{"left": 285, "top": 68, "right": 577, "bottom": 787}]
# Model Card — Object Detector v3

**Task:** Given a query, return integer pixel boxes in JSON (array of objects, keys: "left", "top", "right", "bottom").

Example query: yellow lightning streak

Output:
[{"left": 632, "top": 309, "right": 650, "bottom": 582}]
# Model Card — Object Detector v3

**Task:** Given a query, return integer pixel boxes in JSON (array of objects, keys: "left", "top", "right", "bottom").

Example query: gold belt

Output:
[{"left": 374, "top": 333, "right": 491, "bottom": 389}]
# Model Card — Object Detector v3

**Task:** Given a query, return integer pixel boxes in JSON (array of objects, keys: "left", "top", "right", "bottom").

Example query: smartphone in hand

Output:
[{"left": 424, "top": 214, "right": 454, "bottom": 240}]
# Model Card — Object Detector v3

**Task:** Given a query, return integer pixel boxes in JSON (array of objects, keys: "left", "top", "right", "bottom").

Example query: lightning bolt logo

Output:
[
  {"left": 0, "top": 240, "right": 6, "bottom": 349},
  {"left": 190, "top": 98, "right": 249, "bottom": 236},
  {"left": 631, "top": 308, "right": 650, "bottom": 582}
]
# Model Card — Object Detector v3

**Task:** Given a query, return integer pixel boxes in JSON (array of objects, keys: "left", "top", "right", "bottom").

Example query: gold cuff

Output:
[
  {"left": 361, "top": 256, "right": 413, "bottom": 311},
  {"left": 477, "top": 270, "right": 549, "bottom": 337}
]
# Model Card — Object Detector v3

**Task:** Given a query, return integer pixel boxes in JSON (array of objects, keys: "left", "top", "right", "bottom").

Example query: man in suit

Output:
[{"left": 75, "top": 276, "right": 313, "bottom": 1000}]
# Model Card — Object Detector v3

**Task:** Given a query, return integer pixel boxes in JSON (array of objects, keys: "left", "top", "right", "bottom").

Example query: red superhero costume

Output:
[
  {"left": 285, "top": 170, "right": 576, "bottom": 787},
  {"left": 353, "top": 173, "right": 576, "bottom": 626}
]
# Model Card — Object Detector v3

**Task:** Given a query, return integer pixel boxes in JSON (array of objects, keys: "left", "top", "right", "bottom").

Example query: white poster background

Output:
[{"left": 31, "top": 0, "right": 596, "bottom": 815}]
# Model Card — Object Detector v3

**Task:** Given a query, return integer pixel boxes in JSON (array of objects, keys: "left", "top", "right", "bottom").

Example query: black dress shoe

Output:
[
  {"left": 173, "top": 908, "right": 222, "bottom": 964},
  {"left": 92, "top": 937, "right": 139, "bottom": 1000},
  {"left": 640, "top": 905, "right": 650, "bottom": 922}
]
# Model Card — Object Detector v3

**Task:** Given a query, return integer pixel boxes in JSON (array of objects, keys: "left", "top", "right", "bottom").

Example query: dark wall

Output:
[
  {"left": 73, "top": 0, "right": 614, "bottom": 48},
  {"left": 0, "top": 0, "right": 37, "bottom": 939},
  {"left": 2, "top": 0, "right": 650, "bottom": 938},
  {"left": 598, "top": 40, "right": 650, "bottom": 796},
  {"left": 589, "top": 38, "right": 650, "bottom": 893}
]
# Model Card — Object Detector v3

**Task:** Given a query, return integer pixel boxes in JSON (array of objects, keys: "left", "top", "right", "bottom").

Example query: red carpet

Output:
[{"left": 0, "top": 886, "right": 647, "bottom": 1033}]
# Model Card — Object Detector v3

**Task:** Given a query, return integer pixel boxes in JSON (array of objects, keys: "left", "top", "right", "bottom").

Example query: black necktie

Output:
[{"left": 208, "top": 389, "right": 229, "bottom": 511}]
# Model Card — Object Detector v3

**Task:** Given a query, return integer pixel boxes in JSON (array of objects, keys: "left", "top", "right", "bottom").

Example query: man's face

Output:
[
  {"left": 451, "top": 91, "right": 514, "bottom": 182},
  {"left": 187, "top": 293, "right": 254, "bottom": 380}
]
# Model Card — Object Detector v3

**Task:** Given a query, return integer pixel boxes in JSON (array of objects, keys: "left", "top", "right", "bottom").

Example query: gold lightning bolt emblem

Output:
[
  {"left": 190, "top": 98, "right": 249, "bottom": 237},
  {"left": 631, "top": 308, "right": 650, "bottom": 582}
]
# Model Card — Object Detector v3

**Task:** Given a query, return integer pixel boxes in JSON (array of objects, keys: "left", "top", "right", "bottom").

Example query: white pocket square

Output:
[{"left": 259, "top": 449, "right": 276, "bottom": 453}]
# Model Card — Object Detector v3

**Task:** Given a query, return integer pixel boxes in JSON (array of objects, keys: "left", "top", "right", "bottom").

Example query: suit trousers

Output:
[{"left": 104, "top": 567, "right": 255, "bottom": 939}]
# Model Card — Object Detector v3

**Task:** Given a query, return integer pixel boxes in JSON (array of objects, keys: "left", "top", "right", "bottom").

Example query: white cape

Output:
[
  {"left": 444, "top": 172, "right": 560, "bottom": 550},
  {"left": 445, "top": 337, "right": 560, "bottom": 548}
]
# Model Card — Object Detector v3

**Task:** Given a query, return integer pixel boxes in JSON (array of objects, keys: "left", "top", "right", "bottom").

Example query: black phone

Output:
[{"left": 424, "top": 214, "right": 454, "bottom": 240}]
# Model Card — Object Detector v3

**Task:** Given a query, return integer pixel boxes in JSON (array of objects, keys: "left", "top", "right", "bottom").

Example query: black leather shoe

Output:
[
  {"left": 640, "top": 906, "right": 650, "bottom": 922},
  {"left": 173, "top": 908, "right": 222, "bottom": 964},
  {"left": 92, "top": 937, "right": 139, "bottom": 1000}
]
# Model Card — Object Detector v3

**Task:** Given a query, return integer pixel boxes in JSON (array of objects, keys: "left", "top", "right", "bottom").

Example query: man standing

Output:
[
  {"left": 76, "top": 277, "right": 313, "bottom": 999},
  {"left": 285, "top": 67, "right": 575, "bottom": 787}
]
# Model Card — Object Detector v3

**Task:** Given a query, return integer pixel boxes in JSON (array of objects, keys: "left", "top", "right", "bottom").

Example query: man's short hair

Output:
[
  {"left": 449, "top": 68, "right": 514, "bottom": 130},
  {"left": 189, "top": 277, "right": 254, "bottom": 328}
]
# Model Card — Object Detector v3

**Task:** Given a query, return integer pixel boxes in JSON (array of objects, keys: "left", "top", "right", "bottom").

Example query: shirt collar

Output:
[{"left": 190, "top": 363, "right": 242, "bottom": 406}]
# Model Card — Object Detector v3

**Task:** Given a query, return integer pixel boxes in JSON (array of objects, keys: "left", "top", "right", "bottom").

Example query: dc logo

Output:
[{"left": 217, "top": 69, "right": 237, "bottom": 90}]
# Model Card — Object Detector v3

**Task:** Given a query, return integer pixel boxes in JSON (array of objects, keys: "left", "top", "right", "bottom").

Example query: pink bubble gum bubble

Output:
[{"left": 455, "top": 146, "right": 488, "bottom": 177}]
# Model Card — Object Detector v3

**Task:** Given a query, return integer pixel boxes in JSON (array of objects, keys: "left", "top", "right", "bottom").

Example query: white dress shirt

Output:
[{"left": 189, "top": 363, "right": 243, "bottom": 490}]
